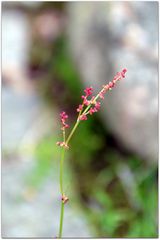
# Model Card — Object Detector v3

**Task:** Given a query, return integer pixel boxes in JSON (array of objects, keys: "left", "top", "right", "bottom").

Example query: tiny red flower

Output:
[
  {"left": 109, "top": 81, "right": 114, "bottom": 88},
  {"left": 84, "top": 87, "right": 93, "bottom": 97},
  {"left": 94, "top": 101, "right": 101, "bottom": 111},
  {"left": 79, "top": 114, "right": 87, "bottom": 121},
  {"left": 83, "top": 98, "right": 90, "bottom": 106},
  {"left": 121, "top": 68, "right": 127, "bottom": 78},
  {"left": 89, "top": 108, "right": 95, "bottom": 115},
  {"left": 77, "top": 104, "right": 83, "bottom": 112}
]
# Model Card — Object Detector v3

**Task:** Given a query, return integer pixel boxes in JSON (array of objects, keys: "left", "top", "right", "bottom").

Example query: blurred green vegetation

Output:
[
  {"left": 26, "top": 136, "right": 59, "bottom": 189},
  {"left": 82, "top": 153, "right": 157, "bottom": 238},
  {"left": 29, "top": 30, "right": 158, "bottom": 237}
]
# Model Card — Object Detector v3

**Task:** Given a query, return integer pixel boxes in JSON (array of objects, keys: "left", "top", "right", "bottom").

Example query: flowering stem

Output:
[
  {"left": 58, "top": 93, "right": 101, "bottom": 237},
  {"left": 57, "top": 68, "right": 127, "bottom": 238}
]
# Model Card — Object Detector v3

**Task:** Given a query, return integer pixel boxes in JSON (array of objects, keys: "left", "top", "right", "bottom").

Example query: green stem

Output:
[
  {"left": 59, "top": 147, "right": 65, "bottom": 194},
  {"left": 58, "top": 91, "right": 102, "bottom": 237},
  {"left": 66, "top": 120, "right": 80, "bottom": 145},
  {"left": 58, "top": 201, "right": 64, "bottom": 238},
  {"left": 58, "top": 148, "right": 65, "bottom": 238},
  {"left": 58, "top": 120, "right": 80, "bottom": 238}
]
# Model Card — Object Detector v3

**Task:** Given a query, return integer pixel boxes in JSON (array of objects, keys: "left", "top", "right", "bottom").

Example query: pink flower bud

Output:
[
  {"left": 77, "top": 104, "right": 83, "bottom": 112},
  {"left": 79, "top": 114, "right": 87, "bottom": 121},
  {"left": 95, "top": 101, "right": 101, "bottom": 111},
  {"left": 99, "top": 92, "right": 104, "bottom": 99},
  {"left": 84, "top": 87, "right": 93, "bottom": 96},
  {"left": 121, "top": 68, "right": 127, "bottom": 78},
  {"left": 89, "top": 108, "right": 95, "bottom": 115},
  {"left": 109, "top": 81, "right": 114, "bottom": 88},
  {"left": 83, "top": 98, "right": 90, "bottom": 106},
  {"left": 61, "top": 194, "right": 69, "bottom": 204}
]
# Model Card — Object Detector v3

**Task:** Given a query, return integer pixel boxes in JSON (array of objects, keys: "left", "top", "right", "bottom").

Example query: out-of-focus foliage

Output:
[
  {"left": 53, "top": 37, "right": 83, "bottom": 99},
  {"left": 26, "top": 136, "right": 59, "bottom": 189},
  {"left": 83, "top": 153, "right": 157, "bottom": 238}
]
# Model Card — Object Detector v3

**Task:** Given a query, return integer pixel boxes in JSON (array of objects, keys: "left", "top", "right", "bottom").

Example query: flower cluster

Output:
[
  {"left": 57, "top": 68, "right": 127, "bottom": 147},
  {"left": 77, "top": 87, "right": 93, "bottom": 112},
  {"left": 89, "top": 101, "right": 101, "bottom": 115},
  {"left": 60, "top": 111, "right": 69, "bottom": 130},
  {"left": 99, "top": 68, "right": 127, "bottom": 99},
  {"left": 77, "top": 68, "right": 127, "bottom": 121},
  {"left": 56, "top": 111, "right": 70, "bottom": 149}
]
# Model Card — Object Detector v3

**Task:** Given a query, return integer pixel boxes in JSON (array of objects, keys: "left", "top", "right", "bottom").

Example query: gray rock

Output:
[{"left": 67, "top": 2, "right": 158, "bottom": 162}]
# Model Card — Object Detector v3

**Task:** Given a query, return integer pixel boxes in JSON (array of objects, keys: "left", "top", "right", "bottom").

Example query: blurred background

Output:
[{"left": 2, "top": 1, "right": 158, "bottom": 238}]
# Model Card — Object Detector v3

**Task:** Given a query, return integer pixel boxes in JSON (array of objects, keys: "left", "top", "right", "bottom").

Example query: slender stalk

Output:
[
  {"left": 58, "top": 201, "right": 64, "bottom": 238},
  {"left": 59, "top": 147, "right": 65, "bottom": 195},
  {"left": 62, "top": 129, "right": 65, "bottom": 142},
  {"left": 66, "top": 120, "right": 80, "bottom": 145},
  {"left": 58, "top": 88, "right": 107, "bottom": 237},
  {"left": 58, "top": 92, "right": 101, "bottom": 238},
  {"left": 58, "top": 148, "right": 65, "bottom": 238},
  {"left": 58, "top": 121, "right": 80, "bottom": 238}
]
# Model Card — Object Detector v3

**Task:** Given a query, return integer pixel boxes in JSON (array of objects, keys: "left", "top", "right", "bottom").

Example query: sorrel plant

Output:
[{"left": 56, "top": 69, "right": 127, "bottom": 237}]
